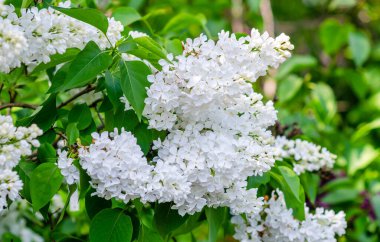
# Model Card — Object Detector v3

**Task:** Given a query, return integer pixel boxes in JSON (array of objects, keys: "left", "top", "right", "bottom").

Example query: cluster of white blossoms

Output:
[
  {"left": 111, "top": 29, "right": 292, "bottom": 215},
  {"left": 78, "top": 129, "right": 154, "bottom": 202},
  {"left": 142, "top": 30, "right": 292, "bottom": 215},
  {"left": 0, "top": 115, "right": 42, "bottom": 213},
  {"left": 75, "top": 127, "right": 266, "bottom": 216},
  {"left": 57, "top": 149, "right": 80, "bottom": 185},
  {"left": 274, "top": 136, "right": 337, "bottom": 174},
  {"left": 0, "top": 1, "right": 123, "bottom": 73},
  {"left": 0, "top": 203, "right": 43, "bottom": 242},
  {"left": 144, "top": 30, "right": 292, "bottom": 131},
  {"left": 0, "top": 1, "right": 27, "bottom": 73},
  {"left": 232, "top": 190, "right": 347, "bottom": 242}
]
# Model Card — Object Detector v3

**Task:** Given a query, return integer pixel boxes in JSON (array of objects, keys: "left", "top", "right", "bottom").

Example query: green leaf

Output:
[
  {"left": 68, "top": 104, "right": 93, "bottom": 130},
  {"left": 329, "top": 0, "right": 357, "bottom": 10},
  {"left": 48, "top": 62, "right": 71, "bottom": 93},
  {"left": 66, "top": 123, "right": 79, "bottom": 145},
  {"left": 370, "top": 194, "right": 380, "bottom": 224},
  {"left": 31, "top": 48, "right": 80, "bottom": 74},
  {"left": 80, "top": 121, "right": 97, "bottom": 146},
  {"left": 319, "top": 19, "right": 351, "bottom": 55},
  {"left": 349, "top": 31, "right": 371, "bottom": 67},
  {"left": 300, "top": 173, "right": 320, "bottom": 204},
  {"left": 6, "top": 0, "right": 23, "bottom": 8},
  {"left": 161, "top": 13, "right": 205, "bottom": 35},
  {"left": 153, "top": 203, "right": 189, "bottom": 240},
  {"left": 276, "top": 55, "right": 317, "bottom": 80},
  {"left": 320, "top": 177, "right": 354, "bottom": 193},
  {"left": 53, "top": 7, "right": 109, "bottom": 34},
  {"left": 247, "top": 172, "right": 270, "bottom": 189},
  {"left": 20, "top": 0, "right": 31, "bottom": 8},
  {"left": 2, "top": 233, "right": 22, "bottom": 242},
  {"left": 205, "top": 207, "right": 227, "bottom": 242},
  {"left": 16, "top": 94, "right": 57, "bottom": 132},
  {"left": 138, "top": 225, "right": 163, "bottom": 242},
  {"left": 352, "top": 119, "right": 380, "bottom": 141},
  {"left": 322, "top": 188, "right": 359, "bottom": 204},
  {"left": 85, "top": 190, "right": 112, "bottom": 219},
  {"left": 126, "top": 49, "right": 162, "bottom": 70},
  {"left": 105, "top": 107, "right": 140, "bottom": 132},
  {"left": 132, "top": 36, "right": 167, "bottom": 60},
  {"left": 277, "top": 75, "right": 303, "bottom": 103},
  {"left": 79, "top": 165, "right": 91, "bottom": 198},
  {"left": 37, "top": 143, "right": 57, "bottom": 163},
  {"left": 278, "top": 166, "right": 301, "bottom": 202},
  {"left": 119, "top": 60, "right": 151, "bottom": 120},
  {"left": 172, "top": 212, "right": 203, "bottom": 236},
  {"left": 90, "top": 208, "right": 133, "bottom": 242},
  {"left": 60, "top": 41, "right": 112, "bottom": 91},
  {"left": 112, "top": 7, "right": 141, "bottom": 26},
  {"left": 165, "top": 39, "right": 183, "bottom": 56},
  {"left": 311, "top": 83, "right": 337, "bottom": 122},
  {"left": 270, "top": 166, "right": 305, "bottom": 220},
  {"left": 17, "top": 161, "right": 37, "bottom": 203},
  {"left": 105, "top": 71, "right": 123, "bottom": 109},
  {"left": 30, "top": 163, "right": 63, "bottom": 211},
  {"left": 347, "top": 145, "right": 379, "bottom": 175},
  {"left": 99, "top": 96, "right": 114, "bottom": 113},
  {"left": 335, "top": 68, "right": 368, "bottom": 100},
  {"left": 133, "top": 123, "right": 165, "bottom": 155}
]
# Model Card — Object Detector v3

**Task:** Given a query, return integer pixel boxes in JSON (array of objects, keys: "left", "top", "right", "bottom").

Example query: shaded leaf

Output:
[
  {"left": 276, "top": 55, "right": 317, "bottom": 80},
  {"left": 205, "top": 207, "right": 227, "bottom": 242},
  {"left": 85, "top": 189, "right": 112, "bottom": 219},
  {"left": 322, "top": 188, "right": 359, "bottom": 204},
  {"left": 30, "top": 163, "right": 63, "bottom": 211},
  {"left": 132, "top": 36, "right": 167, "bottom": 60},
  {"left": 16, "top": 94, "right": 57, "bottom": 132},
  {"left": 277, "top": 75, "right": 303, "bottom": 103},
  {"left": 60, "top": 41, "right": 112, "bottom": 91},
  {"left": 66, "top": 123, "right": 79, "bottom": 145},
  {"left": 68, "top": 104, "right": 93, "bottom": 130},
  {"left": 31, "top": 48, "right": 80, "bottom": 74},
  {"left": 138, "top": 225, "right": 163, "bottom": 242},
  {"left": 37, "top": 143, "right": 57, "bottom": 163},
  {"left": 300, "top": 173, "right": 320, "bottom": 204},
  {"left": 90, "top": 208, "right": 133, "bottom": 242},
  {"left": 119, "top": 60, "right": 151, "bottom": 120},
  {"left": 349, "top": 31, "right": 371, "bottom": 67},
  {"left": 153, "top": 203, "right": 188, "bottom": 239},
  {"left": 54, "top": 7, "right": 109, "bottom": 34},
  {"left": 105, "top": 71, "right": 123, "bottom": 109},
  {"left": 112, "top": 7, "right": 141, "bottom": 26}
]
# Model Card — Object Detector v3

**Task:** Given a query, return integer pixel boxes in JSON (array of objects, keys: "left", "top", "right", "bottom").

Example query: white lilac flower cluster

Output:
[
  {"left": 117, "top": 30, "right": 292, "bottom": 215},
  {"left": 57, "top": 149, "right": 79, "bottom": 185},
  {"left": 0, "top": 115, "right": 42, "bottom": 213},
  {"left": 0, "top": 1, "right": 123, "bottom": 73},
  {"left": 144, "top": 30, "right": 292, "bottom": 131},
  {"left": 0, "top": 203, "right": 43, "bottom": 242},
  {"left": 75, "top": 128, "right": 265, "bottom": 216},
  {"left": 231, "top": 190, "right": 347, "bottom": 242},
  {"left": 78, "top": 129, "right": 154, "bottom": 202},
  {"left": 274, "top": 136, "right": 337, "bottom": 175}
]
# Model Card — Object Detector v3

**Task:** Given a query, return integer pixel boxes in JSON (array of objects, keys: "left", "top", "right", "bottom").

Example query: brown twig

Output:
[
  {"left": 260, "top": 0, "right": 274, "bottom": 36},
  {"left": 0, "top": 103, "right": 37, "bottom": 110},
  {"left": 231, "top": 0, "right": 245, "bottom": 33},
  {"left": 57, "top": 86, "right": 96, "bottom": 109}
]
